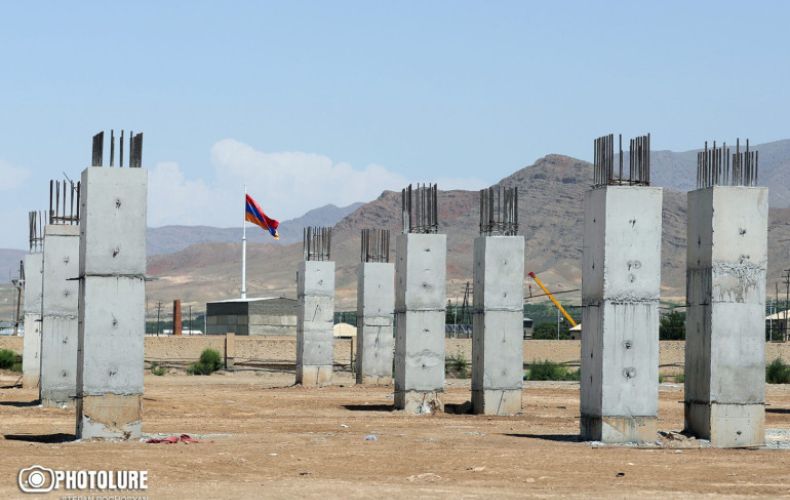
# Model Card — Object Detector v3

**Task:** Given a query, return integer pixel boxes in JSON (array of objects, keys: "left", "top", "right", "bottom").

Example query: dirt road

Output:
[{"left": 2, "top": 371, "right": 790, "bottom": 499}]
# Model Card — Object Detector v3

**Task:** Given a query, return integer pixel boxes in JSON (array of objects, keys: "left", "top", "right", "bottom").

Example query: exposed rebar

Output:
[
  {"left": 479, "top": 185, "right": 518, "bottom": 236},
  {"left": 47, "top": 178, "right": 81, "bottom": 225},
  {"left": 401, "top": 183, "right": 438, "bottom": 234},
  {"left": 593, "top": 133, "right": 651, "bottom": 187},
  {"left": 696, "top": 138, "right": 759, "bottom": 188},
  {"left": 360, "top": 229, "right": 390, "bottom": 263},
  {"left": 303, "top": 226, "right": 332, "bottom": 261}
]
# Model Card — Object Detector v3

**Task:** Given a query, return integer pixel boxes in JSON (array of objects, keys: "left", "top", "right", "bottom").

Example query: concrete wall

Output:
[
  {"left": 685, "top": 186, "right": 768, "bottom": 447},
  {"left": 76, "top": 166, "right": 147, "bottom": 440},
  {"left": 356, "top": 262, "right": 395, "bottom": 384},
  {"left": 471, "top": 235, "right": 524, "bottom": 415},
  {"left": 22, "top": 252, "right": 43, "bottom": 388},
  {"left": 296, "top": 260, "right": 335, "bottom": 385},
  {"left": 39, "top": 225, "right": 80, "bottom": 407},
  {"left": 394, "top": 233, "right": 447, "bottom": 413},
  {"left": 581, "top": 186, "right": 662, "bottom": 443}
]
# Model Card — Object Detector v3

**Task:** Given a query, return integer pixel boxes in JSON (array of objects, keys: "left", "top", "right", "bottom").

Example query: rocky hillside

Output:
[{"left": 145, "top": 154, "right": 790, "bottom": 311}]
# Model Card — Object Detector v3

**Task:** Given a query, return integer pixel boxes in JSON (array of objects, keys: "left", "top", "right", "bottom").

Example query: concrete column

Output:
[
  {"left": 76, "top": 166, "right": 147, "bottom": 440},
  {"left": 22, "top": 252, "right": 43, "bottom": 389},
  {"left": 355, "top": 262, "right": 395, "bottom": 385},
  {"left": 296, "top": 260, "right": 335, "bottom": 386},
  {"left": 580, "top": 186, "right": 662, "bottom": 443},
  {"left": 685, "top": 186, "right": 768, "bottom": 447},
  {"left": 394, "top": 233, "right": 446, "bottom": 414},
  {"left": 471, "top": 235, "right": 524, "bottom": 415},
  {"left": 39, "top": 225, "right": 80, "bottom": 408}
]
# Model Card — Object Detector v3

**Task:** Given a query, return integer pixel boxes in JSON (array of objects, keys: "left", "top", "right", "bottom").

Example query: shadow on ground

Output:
[
  {"left": 504, "top": 433, "right": 581, "bottom": 442},
  {"left": 4, "top": 433, "right": 76, "bottom": 443},
  {"left": 343, "top": 404, "right": 394, "bottom": 412},
  {"left": 0, "top": 400, "right": 40, "bottom": 408}
]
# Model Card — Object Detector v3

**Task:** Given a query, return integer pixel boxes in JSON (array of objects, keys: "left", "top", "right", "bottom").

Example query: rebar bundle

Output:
[
  {"left": 48, "top": 179, "right": 80, "bottom": 225},
  {"left": 91, "top": 130, "right": 144, "bottom": 167},
  {"left": 360, "top": 228, "right": 390, "bottom": 263},
  {"left": 479, "top": 186, "right": 518, "bottom": 236},
  {"left": 401, "top": 183, "right": 438, "bottom": 234},
  {"left": 303, "top": 226, "right": 332, "bottom": 261},
  {"left": 696, "top": 138, "right": 758, "bottom": 188},
  {"left": 28, "top": 210, "right": 45, "bottom": 251},
  {"left": 593, "top": 133, "right": 651, "bottom": 187}
]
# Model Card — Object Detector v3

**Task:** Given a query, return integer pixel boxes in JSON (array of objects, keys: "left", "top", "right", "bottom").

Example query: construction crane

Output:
[{"left": 527, "top": 272, "right": 578, "bottom": 327}]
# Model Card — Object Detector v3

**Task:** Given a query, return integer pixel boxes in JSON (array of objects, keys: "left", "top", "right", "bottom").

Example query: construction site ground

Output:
[{"left": 2, "top": 371, "right": 790, "bottom": 499}]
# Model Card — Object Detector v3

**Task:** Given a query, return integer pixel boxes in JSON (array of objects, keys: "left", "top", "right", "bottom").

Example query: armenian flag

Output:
[{"left": 245, "top": 194, "right": 280, "bottom": 239}]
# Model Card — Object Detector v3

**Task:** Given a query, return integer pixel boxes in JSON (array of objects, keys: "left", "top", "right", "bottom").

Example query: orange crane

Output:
[{"left": 527, "top": 272, "right": 578, "bottom": 327}]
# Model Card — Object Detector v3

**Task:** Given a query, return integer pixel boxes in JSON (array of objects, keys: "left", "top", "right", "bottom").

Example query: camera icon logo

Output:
[{"left": 18, "top": 465, "right": 56, "bottom": 493}]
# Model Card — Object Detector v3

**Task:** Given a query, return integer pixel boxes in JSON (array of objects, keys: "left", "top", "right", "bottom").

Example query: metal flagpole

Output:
[{"left": 241, "top": 184, "right": 247, "bottom": 299}]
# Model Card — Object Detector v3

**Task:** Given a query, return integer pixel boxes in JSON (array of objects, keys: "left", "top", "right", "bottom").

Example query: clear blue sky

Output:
[{"left": 1, "top": 1, "right": 788, "bottom": 248}]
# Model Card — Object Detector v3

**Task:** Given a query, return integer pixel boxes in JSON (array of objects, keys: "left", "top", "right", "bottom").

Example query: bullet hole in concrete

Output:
[
  {"left": 628, "top": 274, "right": 636, "bottom": 283},
  {"left": 115, "top": 198, "right": 122, "bottom": 209},
  {"left": 61, "top": 370, "right": 68, "bottom": 377},
  {"left": 623, "top": 367, "right": 636, "bottom": 379},
  {"left": 739, "top": 228, "right": 746, "bottom": 235},
  {"left": 63, "top": 256, "right": 70, "bottom": 264},
  {"left": 112, "top": 317, "right": 118, "bottom": 328},
  {"left": 112, "top": 247, "right": 120, "bottom": 257},
  {"left": 624, "top": 340, "right": 632, "bottom": 350}
]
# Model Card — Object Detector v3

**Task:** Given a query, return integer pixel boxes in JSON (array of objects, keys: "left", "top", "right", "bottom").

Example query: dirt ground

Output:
[{"left": 3, "top": 371, "right": 790, "bottom": 499}]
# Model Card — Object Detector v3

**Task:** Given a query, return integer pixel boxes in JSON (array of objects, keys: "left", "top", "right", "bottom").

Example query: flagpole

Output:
[{"left": 241, "top": 184, "right": 247, "bottom": 300}]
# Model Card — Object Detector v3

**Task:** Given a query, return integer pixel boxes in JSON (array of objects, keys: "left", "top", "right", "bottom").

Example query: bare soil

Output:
[{"left": 2, "top": 371, "right": 790, "bottom": 499}]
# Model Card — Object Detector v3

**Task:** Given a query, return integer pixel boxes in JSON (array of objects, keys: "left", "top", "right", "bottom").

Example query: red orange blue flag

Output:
[{"left": 245, "top": 194, "right": 280, "bottom": 239}]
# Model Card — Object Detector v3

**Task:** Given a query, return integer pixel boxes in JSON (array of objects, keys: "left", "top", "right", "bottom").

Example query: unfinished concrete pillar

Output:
[
  {"left": 22, "top": 251, "right": 43, "bottom": 389},
  {"left": 581, "top": 134, "right": 661, "bottom": 443},
  {"left": 356, "top": 229, "right": 394, "bottom": 385},
  {"left": 296, "top": 227, "right": 335, "bottom": 386},
  {"left": 76, "top": 130, "right": 147, "bottom": 440},
  {"left": 394, "top": 184, "right": 446, "bottom": 414},
  {"left": 685, "top": 141, "right": 767, "bottom": 448},
  {"left": 39, "top": 224, "right": 81, "bottom": 407},
  {"left": 472, "top": 186, "right": 524, "bottom": 415}
]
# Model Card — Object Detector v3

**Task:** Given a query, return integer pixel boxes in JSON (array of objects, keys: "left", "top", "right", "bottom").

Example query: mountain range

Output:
[
  {"left": 3, "top": 139, "right": 789, "bottom": 316},
  {"left": 144, "top": 139, "right": 790, "bottom": 311}
]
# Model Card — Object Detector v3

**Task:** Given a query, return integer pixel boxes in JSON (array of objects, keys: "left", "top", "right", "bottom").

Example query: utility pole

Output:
[
  {"left": 156, "top": 301, "right": 162, "bottom": 337},
  {"left": 783, "top": 270, "right": 790, "bottom": 343}
]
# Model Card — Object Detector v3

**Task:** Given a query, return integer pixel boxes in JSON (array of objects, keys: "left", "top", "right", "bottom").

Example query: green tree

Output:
[
  {"left": 532, "top": 322, "right": 571, "bottom": 340},
  {"left": 660, "top": 311, "right": 685, "bottom": 340}
]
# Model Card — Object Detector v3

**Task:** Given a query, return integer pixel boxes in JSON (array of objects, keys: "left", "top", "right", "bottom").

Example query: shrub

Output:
[
  {"left": 676, "top": 372, "right": 685, "bottom": 383},
  {"left": 150, "top": 362, "right": 166, "bottom": 376},
  {"left": 526, "top": 360, "right": 579, "bottom": 381},
  {"left": 187, "top": 348, "right": 222, "bottom": 376},
  {"left": 445, "top": 352, "right": 469, "bottom": 378},
  {"left": 767, "top": 358, "right": 790, "bottom": 384},
  {"left": 0, "top": 349, "right": 20, "bottom": 370}
]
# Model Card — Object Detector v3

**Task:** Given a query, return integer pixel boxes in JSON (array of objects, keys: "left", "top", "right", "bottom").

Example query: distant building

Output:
[
  {"left": 205, "top": 297, "right": 297, "bottom": 336},
  {"left": 522, "top": 317, "right": 534, "bottom": 339}
]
